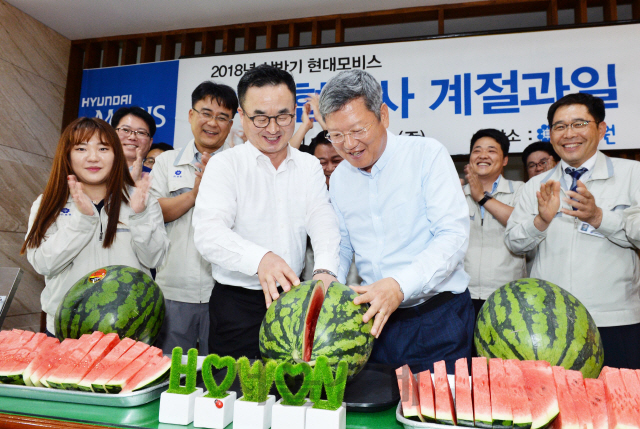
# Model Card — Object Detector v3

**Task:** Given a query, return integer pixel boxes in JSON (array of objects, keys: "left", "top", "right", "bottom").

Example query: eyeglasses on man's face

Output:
[
  {"left": 527, "top": 157, "right": 552, "bottom": 170},
  {"left": 246, "top": 113, "right": 295, "bottom": 128},
  {"left": 325, "top": 123, "right": 374, "bottom": 145},
  {"left": 192, "top": 107, "right": 232, "bottom": 125},
  {"left": 550, "top": 120, "right": 597, "bottom": 133},
  {"left": 115, "top": 127, "right": 151, "bottom": 139}
]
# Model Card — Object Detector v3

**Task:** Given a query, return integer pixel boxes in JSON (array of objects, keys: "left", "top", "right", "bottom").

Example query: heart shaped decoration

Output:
[
  {"left": 202, "top": 354, "right": 237, "bottom": 399},
  {"left": 275, "top": 361, "right": 313, "bottom": 406}
]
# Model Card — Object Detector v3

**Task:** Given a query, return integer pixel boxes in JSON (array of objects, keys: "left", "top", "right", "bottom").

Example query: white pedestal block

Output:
[
  {"left": 158, "top": 387, "right": 204, "bottom": 425},
  {"left": 193, "top": 391, "right": 237, "bottom": 428},
  {"left": 305, "top": 403, "right": 346, "bottom": 429},
  {"left": 232, "top": 395, "right": 276, "bottom": 429},
  {"left": 271, "top": 398, "right": 311, "bottom": 429}
]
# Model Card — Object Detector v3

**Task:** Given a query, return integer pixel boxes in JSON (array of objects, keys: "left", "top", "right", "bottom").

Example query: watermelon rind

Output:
[{"left": 474, "top": 278, "right": 604, "bottom": 379}]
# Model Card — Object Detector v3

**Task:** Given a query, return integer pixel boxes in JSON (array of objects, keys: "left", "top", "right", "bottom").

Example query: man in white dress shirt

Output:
[{"left": 192, "top": 65, "right": 341, "bottom": 359}]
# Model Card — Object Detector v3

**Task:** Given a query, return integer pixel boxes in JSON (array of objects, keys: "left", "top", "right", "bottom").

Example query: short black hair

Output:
[
  {"left": 521, "top": 141, "right": 560, "bottom": 165},
  {"left": 470, "top": 128, "right": 510, "bottom": 156},
  {"left": 300, "top": 130, "right": 331, "bottom": 155},
  {"left": 191, "top": 81, "right": 239, "bottom": 117},
  {"left": 237, "top": 64, "right": 296, "bottom": 109},
  {"left": 547, "top": 93, "right": 605, "bottom": 126},
  {"left": 111, "top": 106, "right": 156, "bottom": 137},
  {"left": 148, "top": 142, "right": 174, "bottom": 153}
]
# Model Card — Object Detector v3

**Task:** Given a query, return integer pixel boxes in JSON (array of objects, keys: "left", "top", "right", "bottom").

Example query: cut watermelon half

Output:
[
  {"left": 518, "top": 361, "right": 559, "bottom": 429},
  {"left": 455, "top": 358, "right": 474, "bottom": 427},
  {"left": 77, "top": 337, "right": 136, "bottom": 392},
  {"left": 489, "top": 358, "right": 513, "bottom": 429},
  {"left": 472, "top": 357, "right": 493, "bottom": 429},
  {"left": 396, "top": 364, "right": 424, "bottom": 422},
  {"left": 603, "top": 368, "right": 639, "bottom": 429},
  {"left": 584, "top": 378, "right": 608, "bottom": 429},
  {"left": 121, "top": 355, "right": 171, "bottom": 393},
  {"left": 61, "top": 333, "right": 120, "bottom": 390},
  {"left": 91, "top": 341, "right": 149, "bottom": 393},
  {"left": 417, "top": 369, "right": 436, "bottom": 422},
  {"left": 504, "top": 360, "right": 533, "bottom": 429},
  {"left": 565, "top": 370, "right": 594, "bottom": 429},
  {"left": 550, "top": 366, "right": 580, "bottom": 429},
  {"left": 103, "top": 346, "right": 162, "bottom": 394},
  {"left": 433, "top": 360, "right": 456, "bottom": 426}
]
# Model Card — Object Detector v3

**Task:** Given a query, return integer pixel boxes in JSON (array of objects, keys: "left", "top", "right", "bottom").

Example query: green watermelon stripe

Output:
[
  {"left": 485, "top": 288, "right": 525, "bottom": 360},
  {"left": 512, "top": 283, "right": 540, "bottom": 361}
]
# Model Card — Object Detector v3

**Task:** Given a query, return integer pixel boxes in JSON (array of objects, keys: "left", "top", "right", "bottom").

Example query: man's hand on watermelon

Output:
[
  {"left": 258, "top": 251, "right": 301, "bottom": 308},
  {"left": 312, "top": 272, "right": 337, "bottom": 293},
  {"left": 535, "top": 180, "right": 561, "bottom": 231},
  {"left": 68, "top": 175, "right": 95, "bottom": 216},
  {"left": 351, "top": 277, "right": 404, "bottom": 338},
  {"left": 562, "top": 180, "right": 603, "bottom": 229},
  {"left": 130, "top": 174, "right": 151, "bottom": 214}
]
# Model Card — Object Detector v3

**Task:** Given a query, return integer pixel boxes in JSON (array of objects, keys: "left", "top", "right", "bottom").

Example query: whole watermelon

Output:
[
  {"left": 259, "top": 280, "right": 374, "bottom": 380},
  {"left": 54, "top": 265, "right": 165, "bottom": 344},
  {"left": 474, "top": 278, "right": 604, "bottom": 378}
]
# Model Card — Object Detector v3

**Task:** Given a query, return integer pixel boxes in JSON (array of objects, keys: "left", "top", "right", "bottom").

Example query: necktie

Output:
[{"left": 565, "top": 167, "right": 587, "bottom": 210}]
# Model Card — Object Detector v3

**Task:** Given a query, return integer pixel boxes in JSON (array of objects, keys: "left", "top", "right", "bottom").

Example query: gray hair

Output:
[{"left": 318, "top": 70, "right": 383, "bottom": 121}]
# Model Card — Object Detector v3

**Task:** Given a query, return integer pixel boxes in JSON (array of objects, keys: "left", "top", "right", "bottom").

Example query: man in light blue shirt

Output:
[{"left": 319, "top": 70, "right": 474, "bottom": 373}]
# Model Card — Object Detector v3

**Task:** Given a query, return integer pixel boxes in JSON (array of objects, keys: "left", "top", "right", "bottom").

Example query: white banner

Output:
[{"left": 175, "top": 23, "right": 639, "bottom": 155}]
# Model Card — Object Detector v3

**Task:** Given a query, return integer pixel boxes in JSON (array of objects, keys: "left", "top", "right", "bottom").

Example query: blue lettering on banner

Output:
[
  {"left": 429, "top": 73, "right": 472, "bottom": 116},
  {"left": 604, "top": 124, "right": 616, "bottom": 145},
  {"left": 78, "top": 61, "right": 180, "bottom": 145}
]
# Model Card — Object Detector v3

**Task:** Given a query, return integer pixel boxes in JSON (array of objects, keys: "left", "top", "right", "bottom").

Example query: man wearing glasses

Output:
[
  {"left": 192, "top": 65, "right": 340, "bottom": 359},
  {"left": 111, "top": 106, "right": 156, "bottom": 177},
  {"left": 506, "top": 93, "right": 640, "bottom": 369},
  {"left": 521, "top": 141, "right": 559, "bottom": 180},
  {"left": 149, "top": 81, "right": 238, "bottom": 355},
  {"left": 319, "top": 70, "right": 473, "bottom": 374}
]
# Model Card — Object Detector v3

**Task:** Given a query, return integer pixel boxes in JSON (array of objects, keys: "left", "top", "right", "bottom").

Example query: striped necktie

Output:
[{"left": 565, "top": 167, "right": 587, "bottom": 210}]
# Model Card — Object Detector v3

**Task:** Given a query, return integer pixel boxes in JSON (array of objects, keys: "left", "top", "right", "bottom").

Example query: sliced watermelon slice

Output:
[
  {"left": 584, "top": 378, "right": 608, "bottom": 429},
  {"left": 598, "top": 366, "right": 615, "bottom": 380},
  {"left": 396, "top": 364, "right": 424, "bottom": 422},
  {"left": 46, "top": 331, "right": 104, "bottom": 389},
  {"left": 103, "top": 346, "right": 162, "bottom": 394},
  {"left": 433, "top": 360, "right": 456, "bottom": 426},
  {"left": 0, "top": 330, "right": 35, "bottom": 365},
  {"left": 489, "top": 358, "right": 513, "bottom": 429},
  {"left": 30, "top": 338, "right": 78, "bottom": 387},
  {"left": 455, "top": 358, "right": 474, "bottom": 427},
  {"left": 23, "top": 340, "right": 61, "bottom": 386},
  {"left": 77, "top": 337, "right": 136, "bottom": 392},
  {"left": 504, "top": 360, "right": 533, "bottom": 429},
  {"left": 61, "top": 333, "right": 120, "bottom": 390},
  {"left": 550, "top": 366, "right": 580, "bottom": 429},
  {"left": 0, "top": 333, "right": 47, "bottom": 384},
  {"left": 91, "top": 341, "right": 149, "bottom": 393},
  {"left": 417, "top": 369, "right": 436, "bottom": 422},
  {"left": 518, "top": 361, "right": 559, "bottom": 429},
  {"left": 565, "top": 370, "right": 594, "bottom": 429},
  {"left": 603, "top": 368, "right": 639, "bottom": 429},
  {"left": 120, "top": 355, "right": 171, "bottom": 393},
  {"left": 472, "top": 357, "right": 493, "bottom": 429},
  {"left": 619, "top": 369, "right": 640, "bottom": 427}
]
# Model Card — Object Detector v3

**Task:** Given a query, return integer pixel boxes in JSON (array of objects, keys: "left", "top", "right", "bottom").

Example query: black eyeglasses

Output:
[
  {"left": 115, "top": 127, "right": 151, "bottom": 139},
  {"left": 247, "top": 113, "right": 295, "bottom": 128}
]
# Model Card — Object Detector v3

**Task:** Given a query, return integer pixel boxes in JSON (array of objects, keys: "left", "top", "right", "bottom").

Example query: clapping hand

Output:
[
  {"left": 562, "top": 180, "right": 603, "bottom": 228},
  {"left": 130, "top": 173, "right": 151, "bottom": 214},
  {"left": 68, "top": 175, "right": 95, "bottom": 216},
  {"left": 130, "top": 147, "right": 144, "bottom": 182},
  {"left": 464, "top": 164, "right": 484, "bottom": 202},
  {"left": 535, "top": 180, "right": 561, "bottom": 230}
]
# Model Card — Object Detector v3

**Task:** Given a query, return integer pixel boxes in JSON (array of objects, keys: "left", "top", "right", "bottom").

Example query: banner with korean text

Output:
[{"left": 174, "top": 23, "right": 638, "bottom": 154}]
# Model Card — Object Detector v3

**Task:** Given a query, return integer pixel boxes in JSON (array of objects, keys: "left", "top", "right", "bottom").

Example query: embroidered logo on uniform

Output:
[
  {"left": 60, "top": 208, "right": 71, "bottom": 216},
  {"left": 88, "top": 268, "right": 107, "bottom": 283},
  {"left": 174, "top": 170, "right": 182, "bottom": 178}
]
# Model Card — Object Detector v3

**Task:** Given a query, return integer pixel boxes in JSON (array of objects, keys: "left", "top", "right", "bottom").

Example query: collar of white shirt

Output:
[
  {"left": 356, "top": 130, "right": 398, "bottom": 178},
  {"left": 244, "top": 140, "right": 298, "bottom": 169}
]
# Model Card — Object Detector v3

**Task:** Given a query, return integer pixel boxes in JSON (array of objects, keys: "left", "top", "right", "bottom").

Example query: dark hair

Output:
[
  {"left": 22, "top": 117, "right": 134, "bottom": 253},
  {"left": 521, "top": 141, "right": 560, "bottom": 165},
  {"left": 547, "top": 93, "right": 605, "bottom": 126},
  {"left": 148, "top": 142, "right": 174, "bottom": 153},
  {"left": 237, "top": 65, "right": 296, "bottom": 109},
  {"left": 111, "top": 106, "right": 157, "bottom": 137},
  {"left": 300, "top": 131, "right": 331, "bottom": 155},
  {"left": 191, "top": 81, "right": 239, "bottom": 117},
  {"left": 470, "top": 128, "right": 510, "bottom": 156}
]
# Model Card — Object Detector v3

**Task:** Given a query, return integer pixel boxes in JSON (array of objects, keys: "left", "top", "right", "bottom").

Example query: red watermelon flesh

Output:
[
  {"left": 0, "top": 329, "right": 13, "bottom": 346},
  {"left": 30, "top": 338, "right": 78, "bottom": 387},
  {"left": 302, "top": 282, "right": 325, "bottom": 362},
  {"left": 23, "top": 339, "right": 62, "bottom": 386},
  {"left": 517, "top": 361, "right": 559, "bottom": 429},
  {"left": 504, "top": 360, "right": 533, "bottom": 429},
  {"left": 46, "top": 331, "right": 104, "bottom": 389},
  {"left": 103, "top": 346, "right": 162, "bottom": 393},
  {"left": 583, "top": 378, "right": 608, "bottom": 429},
  {"left": 565, "top": 370, "right": 594, "bottom": 429},
  {"left": 598, "top": 367, "right": 615, "bottom": 381},
  {"left": 62, "top": 333, "right": 120, "bottom": 390},
  {"left": 0, "top": 333, "right": 47, "bottom": 380},
  {"left": 455, "top": 358, "right": 474, "bottom": 427},
  {"left": 0, "top": 330, "right": 34, "bottom": 365},
  {"left": 0, "top": 330, "right": 22, "bottom": 350},
  {"left": 91, "top": 341, "right": 149, "bottom": 393},
  {"left": 619, "top": 369, "right": 640, "bottom": 426},
  {"left": 396, "top": 364, "right": 424, "bottom": 422},
  {"left": 77, "top": 337, "right": 136, "bottom": 392},
  {"left": 0, "top": 335, "right": 52, "bottom": 384},
  {"left": 550, "top": 366, "right": 580, "bottom": 429},
  {"left": 489, "top": 358, "right": 513, "bottom": 429},
  {"left": 418, "top": 369, "right": 436, "bottom": 422},
  {"left": 121, "top": 354, "right": 171, "bottom": 393},
  {"left": 603, "top": 368, "right": 639, "bottom": 429},
  {"left": 472, "top": 357, "right": 493, "bottom": 429},
  {"left": 433, "top": 360, "right": 457, "bottom": 426}
]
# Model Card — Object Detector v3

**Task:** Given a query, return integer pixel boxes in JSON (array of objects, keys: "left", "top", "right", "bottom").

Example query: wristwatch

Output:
[
  {"left": 312, "top": 269, "right": 337, "bottom": 278},
  {"left": 477, "top": 191, "right": 493, "bottom": 207}
]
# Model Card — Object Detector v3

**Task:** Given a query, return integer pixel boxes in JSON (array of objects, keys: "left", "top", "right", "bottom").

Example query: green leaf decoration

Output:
[
  {"left": 166, "top": 347, "right": 198, "bottom": 395},
  {"left": 309, "top": 356, "right": 348, "bottom": 410},
  {"left": 202, "top": 355, "right": 236, "bottom": 399},
  {"left": 275, "top": 361, "right": 312, "bottom": 406}
]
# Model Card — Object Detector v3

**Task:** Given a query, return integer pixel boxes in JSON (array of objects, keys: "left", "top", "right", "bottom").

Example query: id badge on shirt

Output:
[{"left": 578, "top": 221, "right": 605, "bottom": 238}]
